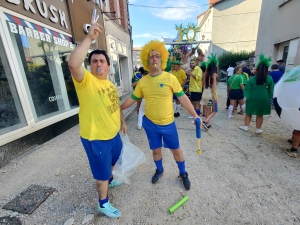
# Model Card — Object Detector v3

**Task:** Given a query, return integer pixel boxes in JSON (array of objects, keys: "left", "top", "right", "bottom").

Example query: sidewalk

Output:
[{"left": 1, "top": 82, "right": 299, "bottom": 225}]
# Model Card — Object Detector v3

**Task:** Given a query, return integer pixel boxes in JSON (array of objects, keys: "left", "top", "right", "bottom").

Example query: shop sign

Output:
[
  {"left": 7, "top": 20, "right": 73, "bottom": 49},
  {"left": 0, "top": 0, "right": 71, "bottom": 33}
]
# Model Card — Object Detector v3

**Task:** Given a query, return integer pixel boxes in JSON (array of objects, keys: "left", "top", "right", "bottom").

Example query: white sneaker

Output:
[
  {"left": 239, "top": 126, "right": 248, "bottom": 132},
  {"left": 137, "top": 126, "right": 142, "bottom": 130},
  {"left": 190, "top": 120, "right": 194, "bottom": 124},
  {"left": 255, "top": 129, "right": 263, "bottom": 134},
  {"left": 188, "top": 116, "right": 194, "bottom": 119}
]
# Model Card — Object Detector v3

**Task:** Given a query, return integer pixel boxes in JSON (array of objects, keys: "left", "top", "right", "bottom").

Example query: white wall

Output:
[
  {"left": 255, "top": 0, "right": 300, "bottom": 68},
  {"left": 198, "top": 0, "right": 262, "bottom": 57},
  {"left": 104, "top": 15, "right": 133, "bottom": 96}
]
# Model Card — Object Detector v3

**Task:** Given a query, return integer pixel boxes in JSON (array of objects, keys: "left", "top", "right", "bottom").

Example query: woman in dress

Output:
[
  {"left": 239, "top": 55, "right": 274, "bottom": 134},
  {"left": 200, "top": 54, "right": 218, "bottom": 129}
]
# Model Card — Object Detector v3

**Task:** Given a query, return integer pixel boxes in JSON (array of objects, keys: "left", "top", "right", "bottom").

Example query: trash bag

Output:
[{"left": 112, "top": 134, "right": 146, "bottom": 184}]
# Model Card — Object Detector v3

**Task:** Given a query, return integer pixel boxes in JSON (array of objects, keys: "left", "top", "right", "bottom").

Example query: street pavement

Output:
[{"left": 0, "top": 82, "right": 299, "bottom": 225}]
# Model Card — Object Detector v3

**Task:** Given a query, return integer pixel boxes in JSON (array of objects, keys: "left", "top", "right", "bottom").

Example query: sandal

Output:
[{"left": 237, "top": 111, "right": 244, "bottom": 115}]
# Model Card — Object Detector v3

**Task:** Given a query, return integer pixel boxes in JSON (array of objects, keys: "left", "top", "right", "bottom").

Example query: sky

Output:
[{"left": 128, "top": 0, "right": 209, "bottom": 47}]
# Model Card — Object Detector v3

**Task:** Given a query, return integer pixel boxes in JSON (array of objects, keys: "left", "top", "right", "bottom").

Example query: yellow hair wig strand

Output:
[{"left": 140, "top": 40, "right": 169, "bottom": 71}]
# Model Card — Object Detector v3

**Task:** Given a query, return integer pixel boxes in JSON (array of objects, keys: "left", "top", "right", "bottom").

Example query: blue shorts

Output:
[
  {"left": 80, "top": 133, "right": 122, "bottom": 181},
  {"left": 142, "top": 116, "right": 180, "bottom": 150},
  {"left": 229, "top": 89, "right": 244, "bottom": 101},
  {"left": 173, "top": 94, "right": 178, "bottom": 101}
]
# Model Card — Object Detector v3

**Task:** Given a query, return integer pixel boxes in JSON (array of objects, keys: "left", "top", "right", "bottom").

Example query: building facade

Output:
[
  {"left": 255, "top": 0, "right": 300, "bottom": 71},
  {"left": 197, "top": 0, "right": 262, "bottom": 57},
  {"left": 132, "top": 47, "right": 142, "bottom": 69},
  {"left": 0, "top": 0, "right": 133, "bottom": 167}
]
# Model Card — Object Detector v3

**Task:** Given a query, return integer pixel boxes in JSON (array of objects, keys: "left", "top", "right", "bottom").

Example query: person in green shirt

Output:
[{"left": 227, "top": 66, "right": 245, "bottom": 119}]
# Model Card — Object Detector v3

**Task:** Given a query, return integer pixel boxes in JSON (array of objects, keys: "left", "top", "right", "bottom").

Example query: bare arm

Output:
[
  {"left": 181, "top": 78, "right": 187, "bottom": 87},
  {"left": 240, "top": 83, "right": 244, "bottom": 91},
  {"left": 131, "top": 81, "right": 138, "bottom": 87},
  {"left": 178, "top": 95, "right": 201, "bottom": 122},
  {"left": 188, "top": 70, "right": 196, "bottom": 79},
  {"left": 120, "top": 97, "right": 137, "bottom": 110},
  {"left": 120, "top": 107, "right": 127, "bottom": 134},
  {"left": 68, "top": 22, "right": 103, "bottom": 82},
  {"left": 212, "top": 73, "right": 218, "bottom": 101}
]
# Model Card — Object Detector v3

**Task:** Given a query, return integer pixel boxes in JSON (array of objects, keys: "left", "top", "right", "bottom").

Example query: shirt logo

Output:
[{"left": 158, "top": 82, "right": 164, "bottom": 88}]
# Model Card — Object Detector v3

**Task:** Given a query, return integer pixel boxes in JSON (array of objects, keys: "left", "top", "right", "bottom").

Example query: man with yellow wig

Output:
[{"left": 121, "top": 40, "right": 201, "bottom": 190}]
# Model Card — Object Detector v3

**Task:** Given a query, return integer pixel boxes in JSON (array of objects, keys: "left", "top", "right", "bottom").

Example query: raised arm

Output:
[{"left": 68, "top": 22, "right": 103, "bottom": 82}]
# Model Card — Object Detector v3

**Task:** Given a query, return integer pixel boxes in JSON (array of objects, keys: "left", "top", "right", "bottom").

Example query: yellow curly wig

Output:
[{"left": 140, "top": 40, "right": 169, "bottom": 71}]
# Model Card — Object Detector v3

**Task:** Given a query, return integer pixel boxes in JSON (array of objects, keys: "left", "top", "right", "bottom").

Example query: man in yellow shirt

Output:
[
  {"left": 121, "top": 40, "right": 202, "bottom": 190},
  {"left": 187, "top": 59, "right": 203, "bottom": 123},
  {"left": 68, "top": 20, "right": 127, "bottom": 218},
  {"left": 172, "top": 60, "right": 187, "bottom": 117}
]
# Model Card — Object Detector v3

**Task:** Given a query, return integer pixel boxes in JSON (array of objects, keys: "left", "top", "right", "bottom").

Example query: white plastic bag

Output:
[{"left": 112, "top": 134, "right": 146, "bottom": 184}]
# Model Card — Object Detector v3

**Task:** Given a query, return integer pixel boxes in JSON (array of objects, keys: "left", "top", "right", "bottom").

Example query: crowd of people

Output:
[{"left": 67, "top": 18, "right": 298, "bottom": 219}]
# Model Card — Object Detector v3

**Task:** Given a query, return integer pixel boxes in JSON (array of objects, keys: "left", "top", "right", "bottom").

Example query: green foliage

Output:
[{"left": 218, "top": 51, "right": 252, "bottom": 70}]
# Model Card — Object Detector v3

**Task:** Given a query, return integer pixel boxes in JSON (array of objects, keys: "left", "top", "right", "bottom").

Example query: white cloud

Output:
[
  {"left": 133, "top": 31, "right": 174, "bottom": 47},
  {"left": 150, "top": 0, "right": 201, "bottom": 21},
  {"left": 133, "top": 32, "right": 172, "bottom": 39},
  {"left": 133, "top": 33, "right": 155, "bottom": 38}
]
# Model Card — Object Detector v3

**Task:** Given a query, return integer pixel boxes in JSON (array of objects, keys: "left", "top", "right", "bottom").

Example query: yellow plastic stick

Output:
[{"left": 197, "top": 139, "right": 202, "bottom": 155}]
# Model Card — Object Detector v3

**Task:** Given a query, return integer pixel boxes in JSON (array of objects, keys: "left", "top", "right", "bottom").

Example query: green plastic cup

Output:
[{"left": 168, "top": 196, "right": 189, "bottom": 214}]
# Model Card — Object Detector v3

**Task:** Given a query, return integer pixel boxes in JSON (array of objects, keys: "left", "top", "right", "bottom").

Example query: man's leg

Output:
[
  {"left": 96, "top": 180, "right": 109, "bottom": 202},
  {"left": 81, "top": 137, "right": 121, "bottom": 218},
  {"left": 163, "top": 122, "right": 190, "bottom": 190},
  {"left": 170, "top": 148, "right": 190, "bottom": 190},
  {"left": 142, "top": 116, "right": 164, "bottom": 183},
  {"left": 152, "top": 148, "right": 164, "bottom": 183}
]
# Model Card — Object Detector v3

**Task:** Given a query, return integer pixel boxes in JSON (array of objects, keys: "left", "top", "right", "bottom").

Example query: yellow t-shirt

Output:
[
  {"left": 189, "top": 66, "right": 202, "bottom": 92},
  {"left": 132, "top": 71, "right": 184, "bottom": 125},
  {"left": 72, "top": 69, "right": 120, "bottom": 140},
  {"left": 172, "top": 69, "right": 186, "bottom": 87}
]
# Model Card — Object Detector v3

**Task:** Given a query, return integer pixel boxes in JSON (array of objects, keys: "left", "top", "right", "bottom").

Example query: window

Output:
[
  {"left": 282, "top": 46, "right": 289, "bottom": 61},
  {"left": 109, "top": 38, "right": 116, "bottom": 50},
  {"left": 111, "top": 53, "right": 121, "bottom": 86},
  {"left": 5, "top": 16, "right": 77, "bottom": 122},
  {"left": 122, "top": 45, "right": 127, "bottom": 55},
  {"left": 117, "top": 42, "right": 122, "bottom": 53},
  {"left": 0, "top": 35, "right": 27, "bottom": 135}
]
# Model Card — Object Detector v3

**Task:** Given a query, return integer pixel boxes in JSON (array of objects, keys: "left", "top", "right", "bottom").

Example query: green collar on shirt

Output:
[{"left": 149, "top": 72, "right": 163, "bottom": 77}]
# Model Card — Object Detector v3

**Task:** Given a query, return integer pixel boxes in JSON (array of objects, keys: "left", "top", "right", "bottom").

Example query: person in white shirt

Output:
[{"left": 227, "top": 64, "right": 234, "bottom": 78}]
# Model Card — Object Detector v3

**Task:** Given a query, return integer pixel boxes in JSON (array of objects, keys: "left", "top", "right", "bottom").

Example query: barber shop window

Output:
[
  {"left": 6, "top": 18, "right": 78, "bottom": 122},
  {"left": 0, "top": 36, "right": 27, "bottom": 135}
]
